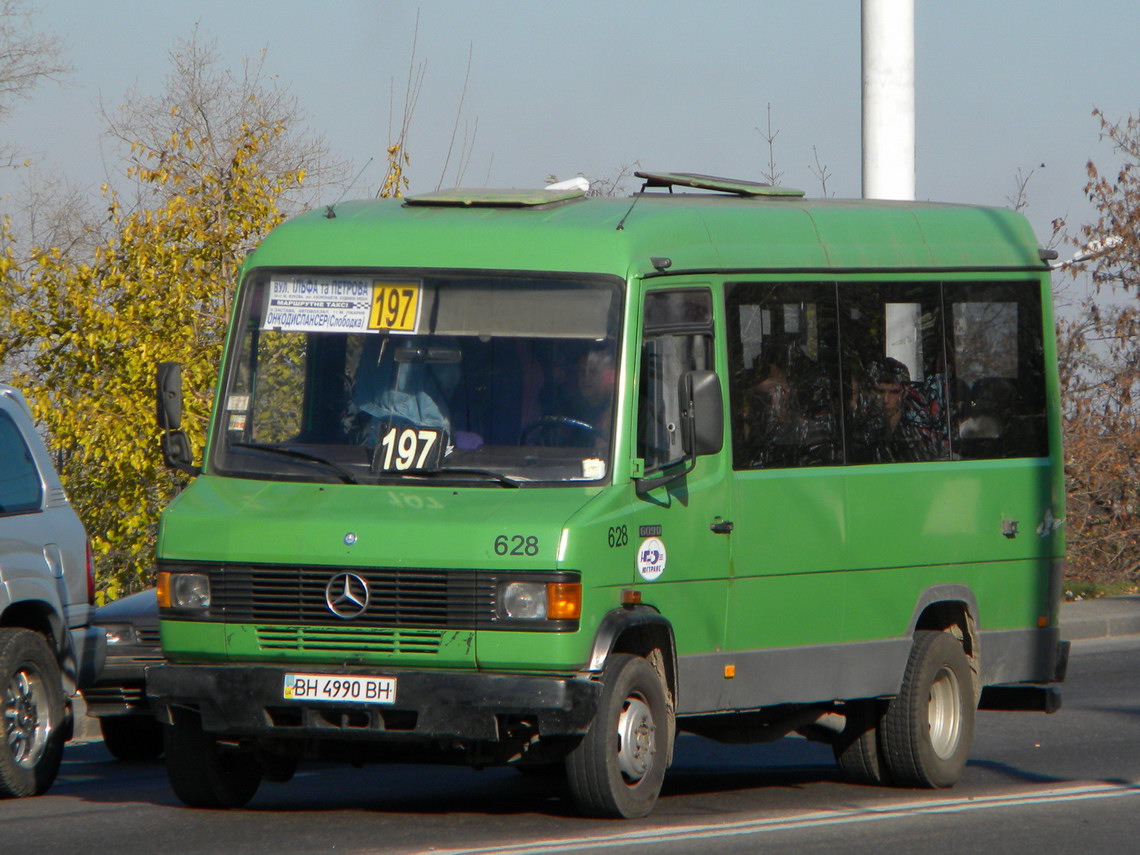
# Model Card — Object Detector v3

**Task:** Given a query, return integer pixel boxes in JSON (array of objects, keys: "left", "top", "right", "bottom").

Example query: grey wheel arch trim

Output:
[
  {"left": 906, "top": 585, "right": 980, "bottom": 634},
  {"left": 585, "top": 607, "right": 677, "bottom": 692}
]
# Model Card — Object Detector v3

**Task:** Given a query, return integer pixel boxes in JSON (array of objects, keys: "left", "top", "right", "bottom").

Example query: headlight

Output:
[
  {"left": 157, "top": 570, "right": 211, "bottom": 610},
  {"left": 501, "top": 582, "right": 547, "bottom": 619},
  {"left": 498, "top": 581, "right": 581, "bottom": 621},
  {"left": 102, "top": 624, "right": 137, "bottom": 645}
]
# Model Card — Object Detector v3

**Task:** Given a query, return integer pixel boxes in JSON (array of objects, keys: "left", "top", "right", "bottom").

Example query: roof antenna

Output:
[
  {"left": 616, "top": 179, "right": 653, "bottom": 231},
  {"left": 325, "top": 157, "right": 375, "bottom": 219}
]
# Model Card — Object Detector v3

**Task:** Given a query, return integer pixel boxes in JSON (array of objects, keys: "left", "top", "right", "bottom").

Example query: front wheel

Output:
[
  {"left": 880, "top": 630, "right": 976, "bottom": 788},
  {"left": 0, "top": 628, "right": 67, "bottom": 798},
  {"left": 164, "top": 708, "right": 262, "bottom": 808},
  {"left": 565, "top": 653, "right": 671, "bottom": 818}
]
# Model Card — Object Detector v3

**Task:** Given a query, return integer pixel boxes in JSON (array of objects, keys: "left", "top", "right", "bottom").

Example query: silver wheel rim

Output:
[
  {"left": 5, "top": 666, "right": 52, "bottom": 769},
  {"left": 616, "top": 693, "right": 656, "bottom": 783},
  {"left": 927, "top": 664, "right": 962, "bottom": 760}
]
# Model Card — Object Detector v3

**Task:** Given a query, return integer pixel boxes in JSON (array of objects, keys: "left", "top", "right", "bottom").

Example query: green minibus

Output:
[{"left": 149, "top": 172, "right": 1068, "bottom": 818}]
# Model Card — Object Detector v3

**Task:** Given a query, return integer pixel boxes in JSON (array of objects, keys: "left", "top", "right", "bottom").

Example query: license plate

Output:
[{"left": 283, "top": 673, "right": 396, "bottom": 704}]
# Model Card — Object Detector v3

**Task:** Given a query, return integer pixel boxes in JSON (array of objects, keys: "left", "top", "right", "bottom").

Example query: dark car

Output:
[{"left": 81, "top": 588, "right": 164, "bottom": 760}]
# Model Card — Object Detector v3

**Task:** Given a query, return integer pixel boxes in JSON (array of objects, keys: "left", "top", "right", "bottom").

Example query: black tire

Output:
[
  {"left": 99, "top": 715, "right": 165, "bottom": 761},
  {"left": 833, "top": 698, "right": 891, "bottom": 785},
  {"left": 258, "top": 751, "right": 298, "bottom": 783},
  {"left": 880, "top": 630, "right": 976, "bottom": 788},
  {"left": 164, "top": 708, "right": 262, "bottom": 808},
  {"left": 566, "top": 653, "right": 671, "bottom": 819},
  {"left": 0, "top": 628, "right": 67, "bottom": 798}
]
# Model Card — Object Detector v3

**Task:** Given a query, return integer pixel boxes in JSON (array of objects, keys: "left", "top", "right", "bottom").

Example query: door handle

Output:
[{"left": 710, "top": 519, "right": 734, "bottom": 534}]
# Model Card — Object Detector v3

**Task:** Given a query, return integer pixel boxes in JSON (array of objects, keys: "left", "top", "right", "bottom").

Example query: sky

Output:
[{"left": 2, "top": 0, "right": 1138, "bottom": 265}]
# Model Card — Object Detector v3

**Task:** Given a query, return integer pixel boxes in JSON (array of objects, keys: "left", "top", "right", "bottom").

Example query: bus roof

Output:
[{"left": 245, "top": 186, "right": 1049, "bottom": 279}]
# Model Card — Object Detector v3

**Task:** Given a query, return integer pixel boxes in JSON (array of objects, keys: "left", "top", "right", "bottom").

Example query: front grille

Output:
[
  {"left": 136, "top": 626, "right": 161, "bottom": 647},
  {"left": 209, "top": 565, "right": 495, "bottom": 629},
  {"left": 256, "top": 626, "right": 443, "bottom": 654}
]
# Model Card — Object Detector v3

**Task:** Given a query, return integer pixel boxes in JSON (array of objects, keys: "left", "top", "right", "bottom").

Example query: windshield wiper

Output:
[
  {"left": 229, "top": 442, "right": 359, "bottom": 484},
  {"left": 411, "top": 467, "right": 524, "bottom": 488}
]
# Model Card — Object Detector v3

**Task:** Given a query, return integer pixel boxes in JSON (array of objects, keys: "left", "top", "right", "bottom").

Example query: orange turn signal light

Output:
[
  {"left": 546, "top": 582, "right": 582, "bottom": 620},
  {"left": 156, "top": 570, "right": 172, "bottom": 608}
]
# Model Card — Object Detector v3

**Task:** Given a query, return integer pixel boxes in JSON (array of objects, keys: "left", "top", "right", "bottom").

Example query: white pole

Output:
[{"left": 862, "top": 0, "right": 915, "bottom": 200}]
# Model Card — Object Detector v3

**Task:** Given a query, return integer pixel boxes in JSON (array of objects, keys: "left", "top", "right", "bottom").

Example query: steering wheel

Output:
[{"left": 519, "top": 415, "right": 605, "bottom": 447}]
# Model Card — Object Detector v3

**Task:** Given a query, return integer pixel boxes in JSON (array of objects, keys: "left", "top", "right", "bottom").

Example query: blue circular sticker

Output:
[{"left": 637, "top": 537, "right": 667, "bottom": 581}]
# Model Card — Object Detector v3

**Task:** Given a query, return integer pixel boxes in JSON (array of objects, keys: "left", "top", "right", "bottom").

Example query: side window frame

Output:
[
  {"left": 944, "top": 281, "right": 1049, "bottom": 460},
  {"left": 838, "top": 281, "right": 951, "bottom": 465},
  {"left": 726, "top": 278, "right": 1050, "bottom": 469},
  {"left": 725, "top": 282, "right": 843, "bottom": 470},
  {"left": 637, "top": 288, "right": 715, "bottom": 473}
]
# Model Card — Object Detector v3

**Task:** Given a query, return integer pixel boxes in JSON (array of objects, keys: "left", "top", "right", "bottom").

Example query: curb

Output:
[{"left": 1059, "top": 595, "right": 1140, "bottom": 641}]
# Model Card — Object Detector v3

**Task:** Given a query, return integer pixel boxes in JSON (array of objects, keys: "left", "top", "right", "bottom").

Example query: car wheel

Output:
[
  {"left": 880, "top": 630, "right": 976, "bottom": 788},
  {"left": 833, "top": 698, "right": 891, "bottom": 785},
  {"left": 0, "top": 628, "right": 67, "bottom": 798},
  {"left": 100, "top": 714, "right": 165, "bottom": 761},
  {"left": 565, "top": 653, "right": 671, "bottom": 818},
  {"left": 164, "top": 707, "right": 261, "bottom": 808}
]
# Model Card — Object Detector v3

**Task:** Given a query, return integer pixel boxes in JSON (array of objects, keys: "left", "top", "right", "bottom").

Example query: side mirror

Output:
[
  {"left": 680, "top": 370, "right": 723, "bottom": 457},
  {"left": 157, "top": 361, "right": 183, "bottom": 430},
  {"left": 156, "top": 361, "right": 199, "bottom": 476},
  {"left": 636, "top": 369, "right": 723, "bottom": 496}
]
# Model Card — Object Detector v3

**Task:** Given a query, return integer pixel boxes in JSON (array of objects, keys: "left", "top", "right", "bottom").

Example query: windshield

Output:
[{"left": 212, "top": 272, "right": 623, "bottom": 486}]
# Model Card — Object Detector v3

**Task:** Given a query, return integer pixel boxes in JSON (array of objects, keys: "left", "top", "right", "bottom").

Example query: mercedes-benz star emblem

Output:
[{"left": 325, "top": 572, "right": 370, "bottom": 619}]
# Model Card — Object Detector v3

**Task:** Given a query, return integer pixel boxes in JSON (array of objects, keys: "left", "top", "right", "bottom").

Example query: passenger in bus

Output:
[
  {"left": 741, "top": 347, "right": 840, "bottom": 468},
  {"left": 851, "top": 357, "right": 935, "bottom": 463},
  {"left": 740, "top": 349, "right": 796, "bottom": 466}
]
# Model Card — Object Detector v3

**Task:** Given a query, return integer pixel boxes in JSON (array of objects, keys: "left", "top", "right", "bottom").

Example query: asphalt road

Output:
[{"left": 8, "top": 631, "right": 1140, "bottom": 855}]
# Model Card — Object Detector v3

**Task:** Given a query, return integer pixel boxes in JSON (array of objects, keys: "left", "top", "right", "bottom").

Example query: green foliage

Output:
[{"left": 1, "top": 121, "right": 303, "bottom": 597}]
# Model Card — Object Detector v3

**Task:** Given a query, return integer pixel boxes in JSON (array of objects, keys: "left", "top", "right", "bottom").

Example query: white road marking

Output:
[{"left": 416, "top": 781, "right": 1140, "bottom": 855}]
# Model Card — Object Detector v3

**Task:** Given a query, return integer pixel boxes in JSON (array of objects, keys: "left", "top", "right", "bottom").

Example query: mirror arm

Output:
[
  {"left": 635, "top": 449, "right": 695, "bottom": 496},
  {"left": 156, "top": 361, "right": 200, "bottom": 477}
]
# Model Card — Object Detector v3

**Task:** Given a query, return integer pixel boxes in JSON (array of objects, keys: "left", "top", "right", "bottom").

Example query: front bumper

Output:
[
  {"left": 68, "top": 626, "right": 107, "bottom": 690},
  {"left": 147, "top": 663, "right": 600, "bottom": 743}
]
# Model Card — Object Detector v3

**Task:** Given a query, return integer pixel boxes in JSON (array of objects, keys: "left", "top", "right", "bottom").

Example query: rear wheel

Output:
[
  {"left": 565, "top": 653, "right": 671, "bottom": 818},
  {"left": 100, "top": 715, "right": 164, "bottom": 761},
  {"left": 0, "top": 628, "right": 66, "bottom": 798},
  {"left": 164, "top": 708, "right": 262, "bottom": 808},
  {"left": 833, "top": 698, "right": 891, "bottom": 785},
  {"left": 881, "top": 630, "right": 975, "bottom": 788}
]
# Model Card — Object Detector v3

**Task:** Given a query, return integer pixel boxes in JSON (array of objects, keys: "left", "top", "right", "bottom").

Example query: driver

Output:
[
  {"left": 567, "top": 347, "right": 616, "bottom": 436},
  {"left": 525, "top": 345, "right": 616, "bottom": 448}
]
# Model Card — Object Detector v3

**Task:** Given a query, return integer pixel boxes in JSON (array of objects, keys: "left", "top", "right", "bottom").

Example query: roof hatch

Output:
[
  {"left": 634, "top": 171, "right": 805, "bottom": 198},
  {"left": 404, "top": 187, "right": 587, "bottom": 208}
]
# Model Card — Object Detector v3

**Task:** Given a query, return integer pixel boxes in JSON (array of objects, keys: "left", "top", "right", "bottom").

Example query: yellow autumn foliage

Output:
[{"left": 2, "top": 121, "right": 303, "bottom": 598}]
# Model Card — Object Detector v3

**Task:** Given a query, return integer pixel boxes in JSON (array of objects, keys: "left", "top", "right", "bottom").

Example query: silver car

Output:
[{"left": 0, "top": 384, "right": 104, "bottom": 796}]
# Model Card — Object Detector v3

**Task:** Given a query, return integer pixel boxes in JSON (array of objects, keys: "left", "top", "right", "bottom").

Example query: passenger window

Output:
[
  {"left": 727, "top": 280, "right": 1048, "bottom": 468},
  {"left": 0, "top": 411, "right": 43, "bottom": 515},
  {"left": 945, "top": 283, "right": 1048, "bottom": 459},
  {"left": 638, "top": 290, "right": 714, "bottom": 472},
  {"left": 726, "top": 283, "right": 842, "bottom": 470},
  {"left": 839, "top": 283, "right": 951, "bottom": 464}
]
